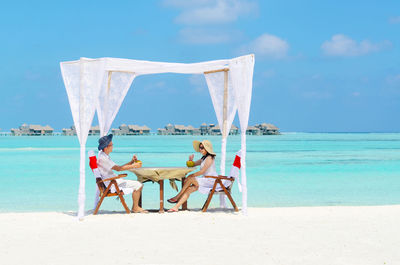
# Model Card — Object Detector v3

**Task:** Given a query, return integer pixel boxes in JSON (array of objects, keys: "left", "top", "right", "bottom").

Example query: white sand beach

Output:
[{"left": 0, "top": 205, "right": 399, "bottom": 265}]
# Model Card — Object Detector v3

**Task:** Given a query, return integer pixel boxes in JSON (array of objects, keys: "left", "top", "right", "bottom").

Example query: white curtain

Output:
[
  {"left": 93, "top": 71, "right": 135, "bottom": 209},
  {"left": 97, "top": 71, "right": 136, "bottom": 136},
  {"left": 204, "top": 71, "right": 237, "bottom": 174},
  {"left": 204, "top": 71, "right": 237, "bottom": 207},
  {"left": 60, "top": 58, "right": 105, "bottom": 220},
  {"left": 229, "top": 54, "right": 255, "bottom": 215}
]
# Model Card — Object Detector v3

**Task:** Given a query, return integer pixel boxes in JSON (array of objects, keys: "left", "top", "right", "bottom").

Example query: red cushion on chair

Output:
[{"left": 89, "top": 155, "right": 98, "bottom": 170}]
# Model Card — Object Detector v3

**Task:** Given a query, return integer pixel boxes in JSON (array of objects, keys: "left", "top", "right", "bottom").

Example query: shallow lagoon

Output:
[{"left": 1, "top": 133, "right": 399, "bottom": 212}]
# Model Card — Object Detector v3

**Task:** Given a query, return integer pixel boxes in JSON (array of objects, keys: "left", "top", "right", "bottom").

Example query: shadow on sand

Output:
[{"left": 62, "top": 207, "right": 240, "bottom": 217}]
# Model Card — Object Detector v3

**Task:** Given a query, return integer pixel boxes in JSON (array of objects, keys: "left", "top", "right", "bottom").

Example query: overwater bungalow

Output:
[
  {"left": 88, "top": 126, "right": 100, "bottom": 135},
  {"left": 255, "top": 123, "right": 280, "bottom": 135},
  {"left": 230, "top": 124, "right": 239, "bottom": 135},
  {"left": 11, "top": 124, "right": 54, "bottom": 136},
  {"left": 62, "top": 125, "right": 76, "bottom": 136},
  {"left": 199, "top": 123, "right": 209, "bottom": 135},
  {"left": 112, "top": 124, "right": 151, "bottom": 135},
  {"left": 112, "top": 124, "right": 130, "bottom": 135},
  {"left": 158, "top": 124, "right": 198, "bottom": 135},
  {"left": 174, "top": 125, "right": 187, "bottom": 135},
  {"left": 128, "top": 125, "right": 151, "bottom": 135},
  {"left": 157, "top": 123, "right": 240, "bottom": 135},
  {"left": 210, "top": 125, "right": 222, "bottom": 135},
  {"left": 246, "top": 126, "right": 261, "bottom": 135}
]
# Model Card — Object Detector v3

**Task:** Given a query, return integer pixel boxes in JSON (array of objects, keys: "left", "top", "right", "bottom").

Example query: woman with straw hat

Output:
[{"left": 167, "top": 140, "right": 222, "bottom": 212}]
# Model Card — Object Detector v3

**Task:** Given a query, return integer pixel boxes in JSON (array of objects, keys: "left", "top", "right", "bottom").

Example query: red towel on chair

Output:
[{"left": 229, "top": 150, "right": 242, "bottom": 192}]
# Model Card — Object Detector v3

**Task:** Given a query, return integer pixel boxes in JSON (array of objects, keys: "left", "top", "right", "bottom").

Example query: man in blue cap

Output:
[{"left": 97, "top": 134, "right": 147, "bottom": 213}]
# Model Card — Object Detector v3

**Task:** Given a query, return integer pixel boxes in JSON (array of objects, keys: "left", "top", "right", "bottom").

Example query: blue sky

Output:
[{"left": 1, "top": 0, "right": 399, "bottom": 132}]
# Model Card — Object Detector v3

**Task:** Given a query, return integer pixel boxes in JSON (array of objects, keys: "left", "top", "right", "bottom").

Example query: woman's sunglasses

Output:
[{"left": 199, "top": 145, "right": 205, "bottom": 150}]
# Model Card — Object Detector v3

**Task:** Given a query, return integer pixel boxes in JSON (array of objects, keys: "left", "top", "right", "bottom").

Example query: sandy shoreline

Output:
[{"left": 0, "top": 205, "right": 399, "bottom": 265}]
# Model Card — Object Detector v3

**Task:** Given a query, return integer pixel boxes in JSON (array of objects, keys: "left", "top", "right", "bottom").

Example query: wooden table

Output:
[{"left": 129, "top": 167, "right": 195, "bottom": 213}]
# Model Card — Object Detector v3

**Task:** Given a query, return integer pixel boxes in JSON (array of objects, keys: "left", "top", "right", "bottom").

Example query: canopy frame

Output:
[{"left": 60, "top": 54, "right": 255, "bottom": 220}]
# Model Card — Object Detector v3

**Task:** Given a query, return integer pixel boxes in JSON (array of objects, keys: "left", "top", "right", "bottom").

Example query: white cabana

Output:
[{"left": 60, "top": 54, "right": 255, "bottom": 219}]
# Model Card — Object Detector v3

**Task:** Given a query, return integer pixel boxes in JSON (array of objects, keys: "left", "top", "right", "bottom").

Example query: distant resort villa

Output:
[
  {"left": 157, "top": 123, "right": 279, "bottom": 135},
  {"left": 11, "top": 124, "right": 54, "bottom": 136},
  {"left": 62, "top": 124, "right": 151, "bottom": 136},
  {"left": 113, "top": 124, "right": 151, "bottom": 135},
  {"left": 157, "top": 123, "right": 232, "bottom": 136},
  {"left": 9, "top": 123, "right": 280, "bottom": 136}
]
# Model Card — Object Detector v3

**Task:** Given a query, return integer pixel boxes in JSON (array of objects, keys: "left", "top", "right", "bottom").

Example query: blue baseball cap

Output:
[{"left": 98, "top": 134, "right": 113, "bottom": 151}]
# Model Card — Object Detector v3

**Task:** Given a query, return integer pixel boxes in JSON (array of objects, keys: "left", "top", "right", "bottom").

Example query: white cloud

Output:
[
  {"left": 321, "top": 34, "right": 392, "bottom": 57},
  {"left": 241, "top": 34, "right": 289, "bottom": 59},
  {"left": 164, "top": 0, "right": 258, "bottom": 25},
  {"left": 164, "top": 0, "right": 255, "bottom": 45},
  {"left": 179, "top": 27, "right": 240, "bottom": 44},
  {"left": 389, "top": 16, "right": 400, "bottom": 24}
]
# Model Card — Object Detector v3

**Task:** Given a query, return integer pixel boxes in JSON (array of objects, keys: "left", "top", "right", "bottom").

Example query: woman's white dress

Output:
[{"left": 195, "top": 158, "right": 232, "bottom": 194}]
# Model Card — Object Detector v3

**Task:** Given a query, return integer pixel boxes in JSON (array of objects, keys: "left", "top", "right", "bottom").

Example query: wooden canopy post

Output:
[
  {"left": 223, "top": 69, "right": 228, "bottom": 140},
  {"left": 203, "top": 67, "right": 230, "bottom": 140},
  {"left": 204, "top": 67, "right": 230, "bottom": 208},
  {"left": 221, "top": 69, "right": 229, "bottom": 208},
  {"left": 204, "top": 68, "right": 229, "bottom": 75}
]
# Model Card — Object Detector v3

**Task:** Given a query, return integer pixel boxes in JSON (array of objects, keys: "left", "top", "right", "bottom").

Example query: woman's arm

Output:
[
  {"left": 188, "top": 156, "right": 213, "bottom": 178},
  {"left": 189, "top": 154, "right": 202, "bottom": 166},
  {"left": 193, "top": 158, "right": 202, "bottom": 166}
]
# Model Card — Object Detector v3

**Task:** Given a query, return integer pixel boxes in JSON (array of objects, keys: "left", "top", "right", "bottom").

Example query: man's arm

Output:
[
  {"left": 112, "top": 156, "right": 141, "bottom": 172},
  {"left": 112, "top": 162, "right": 141, "bottom": 171}
]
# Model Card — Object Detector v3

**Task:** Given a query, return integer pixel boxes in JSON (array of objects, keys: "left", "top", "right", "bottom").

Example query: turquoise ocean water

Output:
[{"left": 0, "top": 133, "right": 399, "bottom": 213}]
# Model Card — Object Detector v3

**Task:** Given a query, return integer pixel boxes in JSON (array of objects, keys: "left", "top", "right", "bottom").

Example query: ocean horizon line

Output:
[{"left": 1, "top": 131, "right": 400, "bottom": 135}]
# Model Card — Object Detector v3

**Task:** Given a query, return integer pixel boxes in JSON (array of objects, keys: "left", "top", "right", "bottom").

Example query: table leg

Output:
[
  {"left": 159, "top": 180, "right": 164, "bottom": 213},
  {"left": 139, "top": 190, "right": 142, "bottom": 208},
  {"left": 182, "top": 177, "right": 187, "bottom": 210}
]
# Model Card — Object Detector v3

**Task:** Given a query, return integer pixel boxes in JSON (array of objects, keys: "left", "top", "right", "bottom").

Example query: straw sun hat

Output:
[{"left": 192, "top": 140, "right": 216, "bottom": 155}]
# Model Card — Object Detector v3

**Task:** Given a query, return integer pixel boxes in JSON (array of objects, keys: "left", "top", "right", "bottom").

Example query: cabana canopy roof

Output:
[{"left": 63, "top": 56, "right": 232, "bottom": 75}]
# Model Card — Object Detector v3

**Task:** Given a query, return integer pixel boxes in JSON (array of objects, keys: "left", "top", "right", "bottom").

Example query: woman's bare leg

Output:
[
  {"left": 170, "top": 185, "right": 198, "bottom": 211},
  {"left": 169, "top": 176, "right": 196, "bottom": 202}
]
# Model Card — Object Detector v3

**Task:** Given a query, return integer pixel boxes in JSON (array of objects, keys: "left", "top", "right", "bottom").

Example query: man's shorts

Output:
[{"left": 117, "top": 179, "right": 143, "bottom": 192}]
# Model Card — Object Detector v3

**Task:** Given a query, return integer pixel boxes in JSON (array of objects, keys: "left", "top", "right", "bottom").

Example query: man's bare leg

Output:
[{"left": 131, "top": 186, "right": 148, "bottom": 213}]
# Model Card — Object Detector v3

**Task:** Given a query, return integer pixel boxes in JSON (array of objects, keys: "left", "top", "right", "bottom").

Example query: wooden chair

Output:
[
  {"left": 201, "top": 175, "right": 239, "bottom": 212},
  {"left": 93, "top": 174, "right": 131, "bottom": 215}
]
